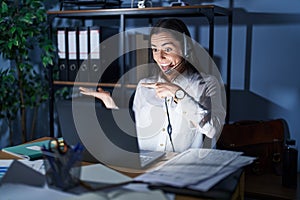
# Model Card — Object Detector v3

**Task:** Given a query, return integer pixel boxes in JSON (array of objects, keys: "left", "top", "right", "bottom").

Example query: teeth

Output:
[{"left": 161, "top": 63, "right": 171, "bottom": 67}]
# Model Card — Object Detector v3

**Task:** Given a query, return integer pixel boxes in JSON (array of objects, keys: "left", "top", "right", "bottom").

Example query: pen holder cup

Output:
[{"left": 43, "top": 149, "right": 82, "bottom": 190}]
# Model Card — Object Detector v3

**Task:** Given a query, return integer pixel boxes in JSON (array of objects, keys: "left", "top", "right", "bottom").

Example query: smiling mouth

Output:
[{"left": 160, "top": 63, "right": 172, "bottom": 72}]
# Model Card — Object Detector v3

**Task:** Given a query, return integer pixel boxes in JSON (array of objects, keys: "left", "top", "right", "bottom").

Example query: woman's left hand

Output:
[{"left": 79, "top": 87, "right": 118, "bottom": 109}]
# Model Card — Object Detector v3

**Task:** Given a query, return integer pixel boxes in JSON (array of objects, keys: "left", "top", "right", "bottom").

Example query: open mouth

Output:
[{"left": 160, "top": 63, "right": 173, "bottom": 72}]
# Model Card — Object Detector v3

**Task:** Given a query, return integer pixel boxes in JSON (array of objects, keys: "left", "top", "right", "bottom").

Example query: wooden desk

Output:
[
  {"left": 245, "top": 173, "right": 299, "bottom": 200},
  {"left": 1, "top": 137, "right": 244, "bottom": 200}
]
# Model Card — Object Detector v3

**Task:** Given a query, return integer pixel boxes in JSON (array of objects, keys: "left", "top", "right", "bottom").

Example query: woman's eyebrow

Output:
[{"left": 151, "top": 42, "right": 175, "bottom": 47}]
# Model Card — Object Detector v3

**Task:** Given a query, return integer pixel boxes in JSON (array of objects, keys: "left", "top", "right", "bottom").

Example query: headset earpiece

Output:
[{"left": 183, "top": 33, "right": 190, "bottom": 59}]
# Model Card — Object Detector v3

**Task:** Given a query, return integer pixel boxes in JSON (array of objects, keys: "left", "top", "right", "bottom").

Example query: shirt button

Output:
[
  {"left": 160, "top": 144, "right": 164, "bottom": 146},
  {"left": 162, "top": 128, "right": 166, "bottom": 132},
  {"left": 183, "top": 111, "right": 187, "bottom": 114}
]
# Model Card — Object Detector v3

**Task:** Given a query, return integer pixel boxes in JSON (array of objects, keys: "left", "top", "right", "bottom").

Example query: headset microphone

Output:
[{"left": 164, "top": 58, "right": 184, "bottom": 75}]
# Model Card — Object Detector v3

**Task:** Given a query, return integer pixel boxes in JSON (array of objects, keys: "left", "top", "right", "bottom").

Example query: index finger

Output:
[
  {"left": 79, "top": 87, "right": 93, "bottom": 92},
  {"left": 141, "top": 83, "right": 157, "bottom": 88}
]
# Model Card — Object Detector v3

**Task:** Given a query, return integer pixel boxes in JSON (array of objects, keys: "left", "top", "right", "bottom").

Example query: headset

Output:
[
  {"left": 164, "top": 33, "right": 191, "bottom": 75},
  {"left": 183, "top": 33, "right": 191, "bottom": 59}
]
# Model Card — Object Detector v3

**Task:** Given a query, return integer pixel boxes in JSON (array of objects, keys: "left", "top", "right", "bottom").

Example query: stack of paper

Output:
[{"left": 135, "top": 148, "right": 255, "bottom": 192}]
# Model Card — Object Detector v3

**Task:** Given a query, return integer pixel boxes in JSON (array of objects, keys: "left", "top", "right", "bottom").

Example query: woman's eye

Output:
[
  {"left": 152, "top": 48, "right": 158, "bottom": 53},
  {"left": 164, "top": 47, "right": 172, "bottom": 53}
]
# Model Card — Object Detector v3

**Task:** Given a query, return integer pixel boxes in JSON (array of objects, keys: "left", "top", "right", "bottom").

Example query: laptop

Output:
[{"left": 56, "top": 98, "right": 165, "bottom": 169}]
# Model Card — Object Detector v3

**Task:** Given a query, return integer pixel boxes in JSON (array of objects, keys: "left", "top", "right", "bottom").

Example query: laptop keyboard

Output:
[
  {"left": 139, "top": 150, "right": 165, "bottom": 167},
  {"left": 140, "top": 154, "right": 154, "bottom": 163}
]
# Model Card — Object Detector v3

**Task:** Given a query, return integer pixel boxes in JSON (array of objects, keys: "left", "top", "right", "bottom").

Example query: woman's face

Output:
[{"left": 151, "top": 32, "right": 185, "bottom": 80}]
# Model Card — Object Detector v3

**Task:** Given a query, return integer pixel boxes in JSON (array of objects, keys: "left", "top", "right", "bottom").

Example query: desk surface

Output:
[{"left": 1, "top": 137, "right": 244, "bottom": 200}]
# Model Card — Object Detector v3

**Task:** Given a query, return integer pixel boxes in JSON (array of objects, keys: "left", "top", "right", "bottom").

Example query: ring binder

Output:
[
  {"left": 78, "top": 27, "right": 89, "bottom": 82},
  {"left": 57, "top": 28, "right": 68, "bottom": 81},
  {"left": 89, "top": 26, "right": 101, "bottom": 83},
  {"left": 68, "top": 27, "right": 78, "bottom": 81},
  {"left": 55, "top": 26, "right": 121, "bottom": 83}
]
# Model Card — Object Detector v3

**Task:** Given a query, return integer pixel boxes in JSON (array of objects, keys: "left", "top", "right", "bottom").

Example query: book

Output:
[{"left": 1, "top": 140, "right": 51, "bottom": 161}]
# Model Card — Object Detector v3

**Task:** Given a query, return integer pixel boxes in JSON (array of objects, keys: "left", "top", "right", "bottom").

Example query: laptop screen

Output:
[{"left": 56, "top": 98, "right": 144, "bottom": 169}]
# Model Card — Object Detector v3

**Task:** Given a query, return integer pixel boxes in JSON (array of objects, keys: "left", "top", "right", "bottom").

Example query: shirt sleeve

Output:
[{"left": 177, "top": 75, "right": 226, "bottom": 139}]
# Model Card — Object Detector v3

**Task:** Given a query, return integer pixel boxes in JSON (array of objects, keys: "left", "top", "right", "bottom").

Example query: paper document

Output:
[
  {"left": 80, "top": 164, "right": 132, "bottom": 184},
  {"left": 135, "top": 149, "right": 252, "bottom": 190},
  {"left": 0, "top": 159, "right": 45, "bottom": 181},
  {"left": 135, "top": 148, "right": 243, "bottom": 187},
  {"left": 63, "top": 189, "right": 168, "bottom": 200},
  {"left": 0, "top": 183, "right": 75, "bottom": 200},
  {"left": 188, "top": 155, "right": 255, "bottom": 191}
]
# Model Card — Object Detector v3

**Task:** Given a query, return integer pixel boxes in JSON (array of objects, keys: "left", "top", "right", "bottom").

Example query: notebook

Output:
[
  {"left": 56, "top": 98, "right": 165, "bottom": 169},
  {"left": 2, "top": 140, "right": 51, "bottom": 161}
]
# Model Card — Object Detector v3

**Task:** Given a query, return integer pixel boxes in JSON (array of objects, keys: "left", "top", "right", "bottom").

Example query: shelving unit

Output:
[{"left": 47, "top": 5, "right": 232, "bottom": 137}]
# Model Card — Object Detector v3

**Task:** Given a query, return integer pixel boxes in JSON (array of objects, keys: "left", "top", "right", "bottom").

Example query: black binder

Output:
[
  {"left": 57, "top": 28, "right": 68, "bottom": 81},
  {"left": 78, "top": 27, "right": 89, "bottom": 82},
  {"left": 67, "top": 27, "right": 78, "bottom": 81},
  {"left": 99, "top": 26, "right": 120, "bottom": 83}
]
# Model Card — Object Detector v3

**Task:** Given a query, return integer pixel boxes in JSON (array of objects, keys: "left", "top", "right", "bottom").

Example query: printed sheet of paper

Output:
[
  {"left": 188, "top": 156, "right": 256, "bottom": 191},
  {"left": 0, "top": 159, "right": 45, "bottom": 181},
  {"left": 80, "top": 164, "right": 132, "bottom": 184},
  {"left": 135, "top": 148, "right": 243, "bottom": 187},
  {"left": 0, "top": 183, "right": 75, "bottom": 200},
  {"left": 63, "top": 189, "right": 168, "bottom": 200}
]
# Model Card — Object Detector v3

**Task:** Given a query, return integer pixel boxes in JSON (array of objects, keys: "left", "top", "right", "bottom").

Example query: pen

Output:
[{"left": 64, "top": 143, "right": 83, "bottom": 171}]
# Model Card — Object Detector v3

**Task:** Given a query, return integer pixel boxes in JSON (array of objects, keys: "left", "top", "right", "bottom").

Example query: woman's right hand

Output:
[
  {"left": 141, "top": 82, "right": 181, "bottom": 99},
  {"left": 79, "top": 87, "right": 119, "bottom": 109}
]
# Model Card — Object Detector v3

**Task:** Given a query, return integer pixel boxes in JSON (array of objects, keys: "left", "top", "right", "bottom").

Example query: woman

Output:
[{"left": 80, "top": 18, "right": 226, "bottom": 152}]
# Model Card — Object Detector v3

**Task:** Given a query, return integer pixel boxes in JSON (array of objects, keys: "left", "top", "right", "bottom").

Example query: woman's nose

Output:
[{"left": 158, "top": 50, "right": 166, "bottom": 58}]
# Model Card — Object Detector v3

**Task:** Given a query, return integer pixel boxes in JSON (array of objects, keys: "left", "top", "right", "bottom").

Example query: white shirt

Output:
[{"left": 132, "top": 70, "right": 226, "bottom": 152}]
